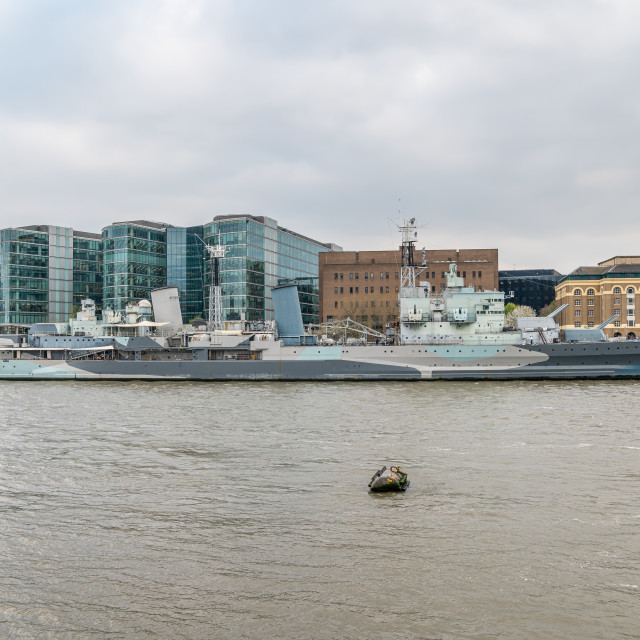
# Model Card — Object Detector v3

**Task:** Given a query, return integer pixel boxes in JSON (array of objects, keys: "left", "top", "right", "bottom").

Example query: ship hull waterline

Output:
[{"left": 3, "top": 342, "right": 640, "bottom": 381}]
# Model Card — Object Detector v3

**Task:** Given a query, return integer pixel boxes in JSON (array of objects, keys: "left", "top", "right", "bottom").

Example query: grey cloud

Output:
[{"left": 0, "top": 0, "right": 639, "bottom": 271}]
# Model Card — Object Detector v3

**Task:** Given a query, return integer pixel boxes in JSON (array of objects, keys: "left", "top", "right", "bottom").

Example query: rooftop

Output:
[
  {"left": 211, "top": 214, "right": 339, "bottom": 250},
  {"left": 107, "top": 220, "right": 173, "bottom": 230}
]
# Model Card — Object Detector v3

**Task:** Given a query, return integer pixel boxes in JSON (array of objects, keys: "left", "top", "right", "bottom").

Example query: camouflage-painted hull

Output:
[{"left": 2, "top": 342, "right": 640, "bottom": 380}]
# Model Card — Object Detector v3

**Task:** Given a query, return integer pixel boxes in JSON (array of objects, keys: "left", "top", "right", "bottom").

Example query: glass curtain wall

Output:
[
  {"left": 203, "top": 216, "right": 330, "bottom": 323},
  {"left": 203, "top": 218, "right": 265, "bottom": 321},
  {"left": 73, "top": 233, "right": 103, "bottom": 313},
  {"left": 47, "top": 226, "right": 74, "bottom": 323},
  {"left": 102, "top": 223, "right": 168, "bottom": 312},
  {"left": 166, "top": 226, "right": 205, "bottom": 322},
  {"left": 0, "top": 227, "right": 50, "bottom": 324}
]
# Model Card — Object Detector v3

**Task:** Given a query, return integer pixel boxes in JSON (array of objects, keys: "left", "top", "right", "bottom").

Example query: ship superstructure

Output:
[
  {"left": 399, "top": 263, "right": 512, "bottom": 345},
  {"left": 397, "top": 218, "right": 546, "bottom": 346}
]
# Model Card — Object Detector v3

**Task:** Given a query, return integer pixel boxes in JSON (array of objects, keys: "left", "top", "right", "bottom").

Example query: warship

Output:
[{"left": 1, "top": 220, "right": 640, "bottom": 382}]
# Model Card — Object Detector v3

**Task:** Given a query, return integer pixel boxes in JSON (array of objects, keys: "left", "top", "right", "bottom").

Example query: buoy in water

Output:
[{"left": 368, "top": 465, "right": 409, "bottom": 492}]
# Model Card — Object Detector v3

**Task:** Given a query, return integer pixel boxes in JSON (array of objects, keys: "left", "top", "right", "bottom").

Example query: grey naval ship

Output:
[{"left": 2, "top": 220, "right": 640, "bottom": 382}]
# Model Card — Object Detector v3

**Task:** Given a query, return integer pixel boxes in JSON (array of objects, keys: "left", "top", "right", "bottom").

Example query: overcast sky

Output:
[{"left": 1, "top": 0, "right": 639, "bottom": 272}]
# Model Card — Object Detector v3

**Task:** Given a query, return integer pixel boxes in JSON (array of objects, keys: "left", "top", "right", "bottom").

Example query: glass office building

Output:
[
  {"left": 2, "top": 217, "right": 339, "bottom": 327},
  {"left": 203, "top": 215, "right": 338, "bottom": 323},
  {"left": 73, "top": 231, "right": 103, "bottom": 312},
  {"left": 102, "top": 221, "right": 169, "bottom": 312},
  {"left": 0, "top": 225, "right": 99, "bottom": 325},
  {"left": 499, "top": 269, "right": 564, "bottom": 312},
  {"left": 166, "top": 226, "right": 205, "bottom": 322}
]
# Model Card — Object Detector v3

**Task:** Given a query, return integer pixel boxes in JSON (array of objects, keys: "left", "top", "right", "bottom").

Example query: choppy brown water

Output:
[{"left": 1, "top": 380, "right": 639, "bottom": 639}]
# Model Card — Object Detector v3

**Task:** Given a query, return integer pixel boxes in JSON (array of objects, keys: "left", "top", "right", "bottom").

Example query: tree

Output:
[
  {"left": 539, "top": 299, "right": 560, "bottom": 317},
  {"left": 504, "top": 302, "right": 517, "bottom": 316},
  {"left": 505, "top": 305, "right": 537, "bottom": 329}
]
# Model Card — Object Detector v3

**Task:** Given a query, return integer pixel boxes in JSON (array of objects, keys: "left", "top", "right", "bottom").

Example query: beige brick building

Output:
[
  {"left": 319, "top": 248, "right": 498, "bottom": 330},
  {"left": 554, "top": 257, "right": 640, "bottom": 339}
]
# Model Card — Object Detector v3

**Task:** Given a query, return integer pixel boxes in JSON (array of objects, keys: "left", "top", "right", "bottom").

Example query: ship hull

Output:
[{"left": 2, "top": 342, "right": 640, "bottom": 381}]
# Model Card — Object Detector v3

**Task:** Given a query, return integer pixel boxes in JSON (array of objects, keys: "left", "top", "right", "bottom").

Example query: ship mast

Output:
[
  {"left": 197, "top": 235, "right": 226, "bottom": 331},
  {"left": 397, "top": 217, "right": 428, "bottom": 293}
]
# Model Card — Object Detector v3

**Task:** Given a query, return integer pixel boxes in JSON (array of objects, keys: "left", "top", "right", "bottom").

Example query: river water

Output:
[{"left": 0, "top": 380, "right": 638, "bottom": 639}]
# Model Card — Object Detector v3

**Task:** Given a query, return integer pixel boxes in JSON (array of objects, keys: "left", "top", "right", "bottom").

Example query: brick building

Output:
[{"left": 319, "top": 248, "right": 498, "bottom": 331}]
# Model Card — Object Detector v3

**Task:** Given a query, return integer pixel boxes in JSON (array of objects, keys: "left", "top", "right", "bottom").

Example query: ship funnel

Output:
[{"left": 151, "top": 286, "right": 183, "bottom": 335}]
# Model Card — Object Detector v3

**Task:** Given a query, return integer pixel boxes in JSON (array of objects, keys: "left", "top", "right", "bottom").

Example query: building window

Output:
[
  {"left": 588, "top": 322, "right": 594, "bottom": 327},
  {"left": 364, "top": 272, "right": 368, "bottom": 280},
  {"left": 349, "top": 287, "right": 353, "bottom": 294},
  {"left": 478, "top": 271, "right": 482, "bottom": 278},
  {"left": 628, "top": 298, "right": 635, "bottom": 306},
  {"left": 587, "top": 289, "right": 595, "bottom": 296},
  {"left": 628, "top": 309, "right": 634, "bottom": 316},
  {"left": 573, "top": 289, "right": 582, "bottom": 296},
  {"left": 350, "top": 273, "right": 353, "bottom": 279},
  {"left": 395, "top": 286, "right": 399, "bottom": 292},
  {"left": 385, "top": 286, "right": 389, "bottom": 293},
  {"left": 463, "top": 271, "right": 466, "bottom": 278},
  {"left": 627, "top": 287, "right": 635, "bottom": 294},
  {"left": 334, "top": 287, "right": 338, "bottom": 294},
  {"left": 370, "top": 272, "right": 374, "bottom": 279},
  {"left": 575, "top": 322, "right": 581, "bottom": 327},
  {"left": 395, "top": 272, "right": 399, "bottom": 279},
  {"left": 614, "top": 298, "right": 621, "bottom": 305},
  {"left": 613, "top": 287, "right": 621, "bottom": 294},
  {"left": 380, "top": 272, "right": 384, "bottom": 279},
  {"left": 385, "top": 272, "right": 389, "bottom": 279},
  {"left": 614, "top": 320, "right": 621, "bottom": 327},
  {"left": 334, "top": 273, "right": 338, "bottom": 280},
  {"left": 575, "top": 310, "right": 581, "bottom": 317},
  {"left": 380, "top": 287, "right": 383, "bottom": 293},
  {"left": 588, "top": 299, "right": 594, "bottom": 306},
  {"left": 630, "top": 320, "right": 635, "bottom": 327},
  {"left": 355, "top": 287, "right": 359, "bottom": 294},
  {"left": 441, "top": 272, "right": 445, "bottom": 278},
  {"left": 588, "top": 310, "right": 594, "bottom": 317},
  {"left": 340, "top": 273, "right": 343, "bottom": 280},
  {"left": 365, "top": 286, "right": 368, "bottom": 293},
  {"left": 355, "top": 273, "right": 359, "bottom": 280},
  {"left": 340, "top": 287, "right": 343, "bottom": 294},
  {"left": 334, "top": 301, "right": 338, "bottom": 308},
  {"left": 574, "top": 299, "right": 581, "bottom": 306},
  {"left": 472, "top": 271, "right": 476, "bottom": 278}
]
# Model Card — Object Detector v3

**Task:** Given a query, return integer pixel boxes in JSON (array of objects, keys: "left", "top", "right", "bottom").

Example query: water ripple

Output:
[{"left": 1, "top": 380, "right": 639, "bottom": 639}]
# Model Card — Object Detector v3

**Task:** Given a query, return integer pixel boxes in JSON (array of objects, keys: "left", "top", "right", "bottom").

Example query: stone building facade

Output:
[
  {"left": 319, "top": 248, "right": 498, "bottom": 330},
  {"left": 555, "top": 257, "right": 640, "bottom": 340}
]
